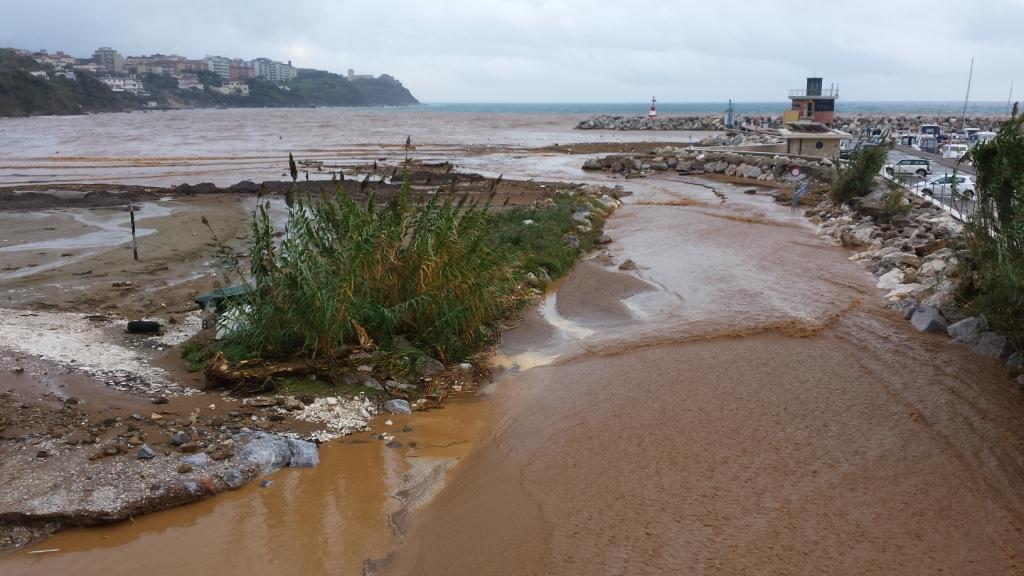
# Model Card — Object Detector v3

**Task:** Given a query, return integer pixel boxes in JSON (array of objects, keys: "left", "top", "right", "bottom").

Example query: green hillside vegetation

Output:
[
  {"left": 0, "top": 49, "right": 418, "bottom": 117},
  {"left": 0, "top": 49, "right": 137, "bottom": 116}
]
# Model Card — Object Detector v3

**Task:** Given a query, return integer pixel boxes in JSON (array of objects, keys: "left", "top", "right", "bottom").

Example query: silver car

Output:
[{"left": 920, "top": 174, "right": 976, "bottom": 199}]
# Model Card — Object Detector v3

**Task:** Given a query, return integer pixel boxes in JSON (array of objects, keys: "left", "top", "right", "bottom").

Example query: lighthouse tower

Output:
[{"left": 649, "top": 96, "right": 657, "bottom": 118}]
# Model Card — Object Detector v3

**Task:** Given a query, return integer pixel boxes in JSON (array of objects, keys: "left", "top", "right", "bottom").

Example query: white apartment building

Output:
[
  {"left": 205, "top": 55, "right": 231, "bottom": 79},
  {"left": 93, "top": 47, "right": 124, "bottom": 74},
  {"left": 253, "top": 58, "right": 297, "bottom": 82},
  {"left": 212, "top": 81, "right": 250, "bottom": 96},
  {"left": 100, "top": 76, "right": 145, "bottom": 95}
]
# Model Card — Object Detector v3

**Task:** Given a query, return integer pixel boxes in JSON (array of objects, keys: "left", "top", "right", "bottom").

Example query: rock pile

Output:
[
  {"left": 836, "top": 115, "right": 1006, "bottom": 140},
  {"left": 583, "top": 147, "right": 836, "bottom": 185},
  {"left": 575, "top": 113, "right": 1007, "bottom": 136},
  {"left": 577, "top": 115, "right": 732, "bottom": 131},
  {"left": 808, "top": 187, "right": 1019, "bottom": 368}
]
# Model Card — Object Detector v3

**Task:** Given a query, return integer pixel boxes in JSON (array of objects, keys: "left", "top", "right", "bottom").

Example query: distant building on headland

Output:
[
  {"left": 93, "top": 47, "right": 124, "bottom": 74},
  {"left": 254, "top": 58, "right": 297, "bottom": 82},
  {"left": 785, "top": 77, "right": 838, "bottom": 125},
  {"left": 205, "top": 55, "right": 231, "bottom": 79},
  {"left": 99, "top": 75, "right": 145, "bottom": 95},
  {"left": 175, "top": 73, "right": 203, "bottom": 91},
  {"left": 212, "top": 81, "right": 250, "bottom": 96},
  {"left": 347, "top": 68, "right": 374, "bottom": 81}
]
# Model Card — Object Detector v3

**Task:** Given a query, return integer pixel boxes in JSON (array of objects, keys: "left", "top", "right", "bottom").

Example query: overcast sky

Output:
[{"left": 2, "top": 0, "right": 1021, "bottom": 103}]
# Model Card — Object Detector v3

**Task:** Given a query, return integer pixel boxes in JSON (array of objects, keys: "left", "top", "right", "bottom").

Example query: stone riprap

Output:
[
  {"left": 576, "top": 113, "right": 1008, "bottom": 136},
  {"left": 583, "top": 147, "right": 836, "bottom": 185}
]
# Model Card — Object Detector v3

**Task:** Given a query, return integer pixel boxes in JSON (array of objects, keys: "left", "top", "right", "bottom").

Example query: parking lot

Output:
[{"left": 884, "top": 147, "right": 977, "bottom": 219}]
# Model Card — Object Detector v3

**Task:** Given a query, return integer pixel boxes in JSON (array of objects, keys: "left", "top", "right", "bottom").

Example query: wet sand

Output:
[{"left": 379, "top": 178, "right": 1024, "bottom": 575}]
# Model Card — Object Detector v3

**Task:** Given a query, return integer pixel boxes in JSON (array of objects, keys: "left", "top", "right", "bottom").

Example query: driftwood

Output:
[{"left": 202, "top": 352, "right": 334, "bottom": 395}]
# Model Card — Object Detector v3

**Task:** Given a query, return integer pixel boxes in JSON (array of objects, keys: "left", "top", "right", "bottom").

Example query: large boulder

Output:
[
  {"left": 911, "top": 306, "right": 948, "bottom": 334},
  {"left": 947, "top": 316, "right": 987, "bottom": 345},
  {"left": 876, "top": 269, "right": 906, "bottom": 291},
  {"left": 972, "top": 332, "right": 1013, "bottom": 359},
  {"left": 383, "top": 399, "right": 412, "bottom": 414},
  {"left": 234, "top": 432, "right": 319, "bottom": 476}
]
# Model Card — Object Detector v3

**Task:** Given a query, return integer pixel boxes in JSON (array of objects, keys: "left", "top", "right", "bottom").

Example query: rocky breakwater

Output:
[
  {"left": 809, "top": 189, "right": 1022, "bottom": 376},
  {"left": 834, "top": 114, "right": 1006, "bottom": 139},
  {"left": 577, "top": 114, "right": 726, "bottom": 130},
  {"left": 583, "top": 146, "right": 836, "bottom": 186}
]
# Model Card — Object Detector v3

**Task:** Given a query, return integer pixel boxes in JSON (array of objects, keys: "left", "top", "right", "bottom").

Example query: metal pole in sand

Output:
[{"left": 130, "top": 202, "right": 138, "bottom": 261}]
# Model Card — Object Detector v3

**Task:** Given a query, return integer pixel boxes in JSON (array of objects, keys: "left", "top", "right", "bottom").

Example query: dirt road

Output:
[{"left": 381, "top": 177, "right": 1024, "bottom": 575}]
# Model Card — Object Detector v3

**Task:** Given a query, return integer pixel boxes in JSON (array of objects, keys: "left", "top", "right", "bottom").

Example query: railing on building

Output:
[{"left": 788, "top": 88, "right": 840, "bottom": 98}]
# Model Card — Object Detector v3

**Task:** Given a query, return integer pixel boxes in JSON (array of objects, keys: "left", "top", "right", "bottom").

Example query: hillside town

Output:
[{"left": 15, "top": 45, "right": 395, "bottom": 98}]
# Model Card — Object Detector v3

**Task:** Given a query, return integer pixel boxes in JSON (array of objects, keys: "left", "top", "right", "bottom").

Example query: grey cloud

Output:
[{"left": 1, "top": 0, "right": 1020, "bottom": 102}]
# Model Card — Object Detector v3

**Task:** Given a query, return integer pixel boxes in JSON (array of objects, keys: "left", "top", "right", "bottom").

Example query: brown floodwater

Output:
[
  {"left": 0, "top": 108, "right": 710, "bottom": 187},
  {"left": 3, "top": 110, "right": 1024, "bottom": 575},
  {"left": 379, "top": 176, "right": 1024, "bottom": 575},
  {"left": 1, "top": 392, "right": 493, "bottom": 576}
]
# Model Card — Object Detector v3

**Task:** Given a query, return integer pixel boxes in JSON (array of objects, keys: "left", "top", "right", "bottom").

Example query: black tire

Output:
[
  {"left": 916, "top": 169, "right": 928, "bottom": 177},
  {"left": 963, "top": 189, "right": 974, "bottom": 199},
  {"left": 126, "top": 320, "right": 161, "bottom": 334},
  {"left": 885, "top": 167, "right": 894, "bottom": 175},
  {"left": 922, "top": 188, "right": 933, "bottom": 196}
]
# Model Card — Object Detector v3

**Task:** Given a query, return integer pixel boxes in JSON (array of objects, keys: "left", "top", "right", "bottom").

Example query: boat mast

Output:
[
  {"left": 960, "top": 58, "right": 974, "bottom": 133},
  {"left": 1009, "top": 80, "right": 1015, "bottom": 117}
]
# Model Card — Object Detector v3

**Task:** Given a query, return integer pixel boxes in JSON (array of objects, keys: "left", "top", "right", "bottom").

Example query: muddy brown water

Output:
[
  {"left": 0, "top": 393, "right": 492, "bottom": 576},
  {"left": 379, "top": 177, "right": 1024, "bottom": 575},
  {"left": 2, "top": 113, "right": 1024, "bottom": 574}
]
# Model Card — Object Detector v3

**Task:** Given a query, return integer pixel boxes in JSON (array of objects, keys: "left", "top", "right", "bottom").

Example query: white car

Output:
[
  {"left": 885, "top": 158, "right": 932, "bottom": 177},
  {"left": 940, "top": 143, "right": 970, "bottom": 159},
  {"left": 920, "top": 174, "right": 976, "bottom": 199}
]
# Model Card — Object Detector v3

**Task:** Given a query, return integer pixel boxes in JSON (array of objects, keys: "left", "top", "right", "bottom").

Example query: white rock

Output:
[{"left": 876, "top": 269, "right": 906, "bottom": 291}]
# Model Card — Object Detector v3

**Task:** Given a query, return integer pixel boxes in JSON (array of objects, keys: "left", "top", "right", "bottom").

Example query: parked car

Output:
[
  {"left": 839, "top": 141, "right": 878, "bottom": 160},
  {"left": 920, "top": 174, "right": 976, "bottom": 199},
  {"left": 885, "top": 158, "right": 931, "bottom": 177},
  {"left": 941, "top": 143, "right": 969, "bottom": 159}
]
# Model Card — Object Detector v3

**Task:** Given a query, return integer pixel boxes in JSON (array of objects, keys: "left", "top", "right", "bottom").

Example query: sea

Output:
[
  {"left": 414, "top": 101, "right": 1013, "bottom": 117},
  {"left": 0, "top": 100, "right": 1013, "bottom": 188}
]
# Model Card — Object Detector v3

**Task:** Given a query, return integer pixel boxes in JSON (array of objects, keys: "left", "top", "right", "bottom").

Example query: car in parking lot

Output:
[
  {"left": 920, "top": 174, "right": 976, "bottom": 199},
  {"left": 839, "top": 141, "right": 877, "bottom": 160},
  {"left": 940, "top": 143, "right": 970, "bottom": 159},
  {"left": 885, "top": 158, "right": 931, "bottom": 177}
]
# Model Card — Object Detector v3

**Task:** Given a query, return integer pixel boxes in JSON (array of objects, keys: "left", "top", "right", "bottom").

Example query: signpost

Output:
[{"left": 787, "top": 167, "right": 809, "bottom": 212}]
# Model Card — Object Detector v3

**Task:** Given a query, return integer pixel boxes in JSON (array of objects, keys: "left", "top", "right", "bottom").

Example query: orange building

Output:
[{"left": 784, "top": 77, "right": 838, "bottom": 125}]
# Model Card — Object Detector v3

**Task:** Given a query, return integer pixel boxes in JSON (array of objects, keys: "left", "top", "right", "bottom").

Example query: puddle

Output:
[{"left": 0, "top": 203, "right": 175, "bottom": 253}]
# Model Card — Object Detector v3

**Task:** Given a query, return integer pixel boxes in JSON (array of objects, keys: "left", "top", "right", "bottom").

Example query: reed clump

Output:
[
  {"left": 959, "top": 107, "right": 1024, "bottom": 350},
  {"left": 215, "top": 172, "right": 606, "bottom": 369}
]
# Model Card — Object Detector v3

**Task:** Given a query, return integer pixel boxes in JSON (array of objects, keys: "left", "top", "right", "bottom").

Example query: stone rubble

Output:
[
  {"left": 584, "top": 147, "right": 837, "bottom": 185},
  {"left": 575, "top": 113, "right": 1007, "bottom": 137},
  {"left": 807, "top": 186, "right": 1019, "bottom": 369}
]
